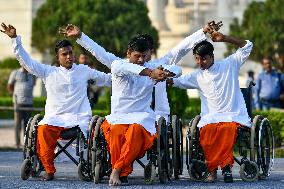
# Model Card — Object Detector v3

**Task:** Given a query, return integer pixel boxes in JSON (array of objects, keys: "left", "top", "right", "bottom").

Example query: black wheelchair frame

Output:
[
  {"left": 88, "top": 114, "right": 183, "bottom": 184},
  {"left": 21, "top": 114, "right": 92, "bottom": 181}
]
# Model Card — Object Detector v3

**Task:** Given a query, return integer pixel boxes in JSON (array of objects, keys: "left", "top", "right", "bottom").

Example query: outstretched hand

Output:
[
  {"left": 203, "top": 21, "right": 223, "bottom": 34},
  {"left": 59, "top": 24, "right": 81, "bottom": 38},
  {"left": 0, "top": 23, "right": 17, "bottom": 38}
]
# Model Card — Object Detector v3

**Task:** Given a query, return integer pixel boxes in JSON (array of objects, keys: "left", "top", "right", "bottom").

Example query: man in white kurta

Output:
[
  {"left": 170, "top": 31, "right": 253, "bottom": 182},
  {"left": 60, "top": 23, "right": 220, "bottom": 185},
  {"left": 64, "top": 24, "right": 210, "bottom": 123},
  {"left": 1, "top": 23, "right": 111, "bottom": 181}
]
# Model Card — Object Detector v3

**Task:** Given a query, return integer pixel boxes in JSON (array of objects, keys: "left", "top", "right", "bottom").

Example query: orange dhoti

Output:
[
  {"left": 36, "top": 125, "right": 66, "bottom": 174},
  {"left": 101, "top": 120, "right": 154, "bottom": 177},
  {"left": 200, "top": 122, "right": 239, "bottom": 172}
]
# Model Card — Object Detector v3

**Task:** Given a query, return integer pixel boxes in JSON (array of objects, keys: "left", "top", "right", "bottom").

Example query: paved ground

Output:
[
  {"left": 1, "top": 121, "right": 284, "bottom": 188},
  {"left": 0, "top": 152, "right": 284, "bottom": 189}
]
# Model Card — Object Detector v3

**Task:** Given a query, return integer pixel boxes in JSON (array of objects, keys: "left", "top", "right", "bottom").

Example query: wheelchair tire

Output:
[
  {"left": 157, "top": 117, "right": 169, "bottom": 183},
  {"left": 21, "top": 159, "right": 32, "bottom": 180},
  {"left": 23, "top": 117, "right": 33, "bottom": 160},
  {"left": 27, "top": 114, "right": 43, "bottom": 177},
  {"left": 188, "top": 160, "right": 209, "bottom": 182},
  {"left": 94, "top": 161, "right": 101, "bottom": 184},
  {"left": 251, "top": 115, "right": 274, "bottom": 178},
  {"left": 86, "top": 115, "right": 100, "bottom": 180},
  {"left": 78, "top": 162, "right": 91, "bottom": 181},
  {"left": 187, "top": 115, "right": 201, "bottom": 163},
  {"left": 240, "top": 161, "right": 259, "bottom": 182},
  {"left": 172, "top": 115, "right": 183, "bottom": 179},
  {"left": 144, "top": 162, "right": 156, "bottom": 185},
  {"left": 92, "top": 117, "right": 105, "bottom": 183}
]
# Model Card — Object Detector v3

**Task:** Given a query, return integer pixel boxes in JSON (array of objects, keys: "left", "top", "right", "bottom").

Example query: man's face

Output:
[
  {"left": 262, "top": 58, "right": 272, "bottom": 72},
  {"left": 194, "top": 54, "right": 214, "bottom": 70},
  {"left": 127, "top": 50, "right": 150, "bottom": 65},
  {"left": 79, "top": 54, "right": 89, "bottom": 65},
  {"left": 57, "top": 46, "right": 74, "bottom": 69}
]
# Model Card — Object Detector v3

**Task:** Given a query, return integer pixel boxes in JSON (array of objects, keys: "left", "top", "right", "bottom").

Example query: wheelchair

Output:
[
  {"left": 20, "top": 114, "right": 93, "bottom": 181},
  {"left": 185, "top": 84, "right": 274, "bottom": 182},
  {"left": 88, "top": 114, "right": 183, "bottom": 184}
]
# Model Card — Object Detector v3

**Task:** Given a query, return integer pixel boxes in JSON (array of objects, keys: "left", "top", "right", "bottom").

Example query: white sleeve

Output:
[
  {"left": 228, "top": 40, "right": 253, "bottom": 70},
  {"left": 76, "top": 32, "right": 120, "bottom": 69},
  {"left": 12, "top": 36, "right": 50, "bottom": 78},
  {"left": 154, "top": 29, "right": 207, "bottom": 65},
  {"left": 89, "top": 69, "right": 112, "bottom": 87},
  {"left": 173, "top": 73, "right": 198, "bottom": 89},
  {"left": 111, "top": 60, "right": 145, "bottom": 77}
]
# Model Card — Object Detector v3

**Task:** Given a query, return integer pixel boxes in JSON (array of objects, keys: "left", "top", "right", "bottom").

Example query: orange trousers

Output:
[
  {"left": 36, "top": 125, "right": 66, "bottom": 174},
  {"left": 101, "top": 120, "right": 154, "bottom": 177},
  {"left": 200, "top": 122, "right": 239, "bottom": 172}
]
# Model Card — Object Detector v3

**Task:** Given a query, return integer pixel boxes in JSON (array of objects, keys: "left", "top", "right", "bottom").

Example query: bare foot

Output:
[
  {"left": 205, "top": 170, "right": 217, "bottom": 183},
  {"left": 41, "top": 173, "right": 54, "bottom": 181},
  {"left": 109, "top": 168, "right": 121, "bottom": 186}
]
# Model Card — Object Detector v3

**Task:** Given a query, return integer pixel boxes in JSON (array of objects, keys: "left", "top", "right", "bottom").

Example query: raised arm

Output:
[
  {"left": 211, "top": 31, "right": 253, "bottom": 68},
  {"left": 1, "top": 23, "right": 50, "bottom": 78},
  {"left": 59, "top": 24, "right": 119, "bottom": 69},
  {"left": 111, "top": 60, "right": 168, "bottom": 82},
  {"left": 153, "top": 21, "right": 223, "bottom": 65}
]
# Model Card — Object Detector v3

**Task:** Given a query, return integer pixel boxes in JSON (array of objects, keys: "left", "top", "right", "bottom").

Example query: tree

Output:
[
  {"left": 226, "top": 0, "right": 284, "bottom": 71},
  {"left": 32, "top": 0, "right": 159, "bottom": 70},
  {"left": 167, "top": 87, "right": 190, "bottom": 118}
]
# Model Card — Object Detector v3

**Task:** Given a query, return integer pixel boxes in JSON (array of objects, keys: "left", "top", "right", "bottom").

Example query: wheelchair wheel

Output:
[
  {"left": 251, "top": 115, "right": 274, "bottom": 178},
  {"left": 21, "top": 114, "right": 43, "bottom": 179},
  {"left": 78, "top": 161, "right": 91, "bottom": 181},
  {"left": 188, "top": 160, "right": 209, "bottom": 182},
  {"left": 157, "top": 117, "right": 170, "bottom": 183},
  {"left": 144, "top": 162, "right": 156, "bottom": 185},
  {"left": 240, "top": 161, "right": 259, "bottom": 182},
  {"left": 91, "top": 117, "right": 106, "bottom": 184},
  {"left": 186, "top": 115, "right": 209, "bottom": 181},
  {"left": 21, "top": 159, "right": 32, "bottom": 180},
  {"left": 86, "top": 115, "right": 100, "bottom": 180},
  {"left": 23, "top": 117, "right": 33, "bottom": 160},
  {"left": 172, "top": 115, "right": 183, "bottom": 179},
  {"left": 187, "top": 115, "right": 201, "bottom": 163}
]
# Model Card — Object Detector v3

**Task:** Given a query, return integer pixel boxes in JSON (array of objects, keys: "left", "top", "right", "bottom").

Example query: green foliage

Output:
[
  {"left": 0, "top": 58, "right": 20, "bottom": 69},
  {"left": 184, "top": 97, "right": 201, "bottom": 121},
  {"left": 167, "top": 87, "right": 189, "bottom": 118},
  {"left": 0, "top": 69, "right": 13, "bottom": 97},
  {"left": 32, "top": 0, "right": 159, "bottom": 70},
  {"left": 227, "top": 0, "right": 284, "bottom": 70}
]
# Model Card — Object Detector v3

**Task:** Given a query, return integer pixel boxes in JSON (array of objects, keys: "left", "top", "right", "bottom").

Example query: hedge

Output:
[{"left": 0, "top": 69, "right": 13, "bottom": 97}]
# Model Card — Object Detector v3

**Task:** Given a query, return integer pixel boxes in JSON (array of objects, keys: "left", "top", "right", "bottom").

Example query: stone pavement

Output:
[{"left": 0, "top": 119, "right": 18, "bottom": 149}]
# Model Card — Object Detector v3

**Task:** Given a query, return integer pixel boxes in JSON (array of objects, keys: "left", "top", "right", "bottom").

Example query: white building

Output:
[{"left": 0, "top": 0, "right": 263, "bottom": 97}]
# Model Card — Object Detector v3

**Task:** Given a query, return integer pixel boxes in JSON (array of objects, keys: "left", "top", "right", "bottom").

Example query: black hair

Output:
[
  {"left": 193, "top": 40, "right": 214, "bottom": 57},
  {"left": 54, "top": 40, "right": 73, "bottom": 54},
  {"left": 127, "top": 35, "right": 150, "bottom": 53},
  {"left": 262, "top": 56, "right": 273, "bottom": 63}
]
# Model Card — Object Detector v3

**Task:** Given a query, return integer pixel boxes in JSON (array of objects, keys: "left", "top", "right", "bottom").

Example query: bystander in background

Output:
[
  {"left": 7, "top": 66, "right": 35, "bottom": 149},
  {"left": 255, "top": 56, "right": 284, "bottom": 110},
  {"left": 78, "top": 53, "right": 102, "bottom": 108}
]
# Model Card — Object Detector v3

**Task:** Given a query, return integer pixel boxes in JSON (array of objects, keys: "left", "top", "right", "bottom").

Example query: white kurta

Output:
[
  {"left": 106, "top": 59, "right": 159, "bottom": 134},
  {"left": 76, "top": 29, "right": 207, "bottom": 121},
  {"left": 173, "top": 40, "right": 253, "bottom": 128},
  {"left": 12, "top": 36, "right": 112, "bottom": 136}
]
